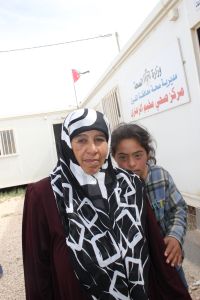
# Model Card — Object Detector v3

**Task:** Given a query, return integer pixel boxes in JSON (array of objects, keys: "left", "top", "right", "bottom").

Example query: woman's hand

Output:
[{"left": 164, "top": 236, "right": 182, "bottom": 267}]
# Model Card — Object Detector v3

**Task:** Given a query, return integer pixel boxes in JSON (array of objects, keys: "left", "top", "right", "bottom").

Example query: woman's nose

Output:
[{"left": 87, "top": 141, "right": 98, "bottom": 153}]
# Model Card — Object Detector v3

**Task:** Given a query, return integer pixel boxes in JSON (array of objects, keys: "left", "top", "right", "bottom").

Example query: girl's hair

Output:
[{"left": 111, "top": 123, "right": 157, "bottom": 164}]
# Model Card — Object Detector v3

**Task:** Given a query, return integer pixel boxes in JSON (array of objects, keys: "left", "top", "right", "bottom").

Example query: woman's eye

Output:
[
  {"left": 95, "top": 136, "right": 106, "bottom": 142},
  {"left": 76, "top": 138, "right": 87, "bottom": 144}
]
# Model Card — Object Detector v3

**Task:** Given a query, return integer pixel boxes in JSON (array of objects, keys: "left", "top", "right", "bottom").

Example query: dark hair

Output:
[{"left": 111, "top": 123, "right": 156, "bottom": 164}]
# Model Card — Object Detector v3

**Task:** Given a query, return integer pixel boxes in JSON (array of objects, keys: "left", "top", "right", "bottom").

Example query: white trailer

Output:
[
  {"left": 82, "top": 0, "right": 200, "bottom": 226},
  {"left": 0, "top": 110, "right": 70, "bottom": 189}
]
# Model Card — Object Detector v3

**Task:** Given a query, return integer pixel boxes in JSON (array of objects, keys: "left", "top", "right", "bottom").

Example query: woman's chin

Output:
[{"left": 84, "top": 166, "right": 100, "bottom": 175}]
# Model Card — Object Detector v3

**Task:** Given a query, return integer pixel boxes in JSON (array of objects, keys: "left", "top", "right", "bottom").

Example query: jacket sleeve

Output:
[
  {"left": 165, "top": 171, "right": 187, "bottom": 246},
  {"left": 22, "top": 184, "right": 54, "bottom": 300}
]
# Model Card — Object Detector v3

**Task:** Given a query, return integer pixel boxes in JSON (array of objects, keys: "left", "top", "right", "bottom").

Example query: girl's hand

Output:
[{"left": 164, "top": 236, "right": 182, "bottom": 267}]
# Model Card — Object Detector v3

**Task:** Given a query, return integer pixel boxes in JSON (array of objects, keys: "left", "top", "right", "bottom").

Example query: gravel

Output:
[
  {"left": 0, "top": 194, "right": 199, "bottom": 300},
  {"left": 0, "top": 195, "right": 25, "bottom": 300}
]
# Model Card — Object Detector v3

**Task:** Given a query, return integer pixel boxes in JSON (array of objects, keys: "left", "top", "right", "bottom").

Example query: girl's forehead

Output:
[
  {"left": 117, "top": 138, "right": 145, "bottom": 150},
  {"left": 119, "top": 137, "right": 141, "bottom": 145}
]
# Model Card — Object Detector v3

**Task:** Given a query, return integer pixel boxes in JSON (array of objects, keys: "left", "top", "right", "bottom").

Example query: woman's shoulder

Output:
[
  {"left": 29, "top": 177, "right": 51, "bottom": 188},
  {"left": 24, "top": 177, "right": 56, "bottom": 223},
  {"left": 115, "top": 166, "right": 136, "bottom": 177},
  {"left": 25, "top": 177, "right": 53, "bottom": 203}
]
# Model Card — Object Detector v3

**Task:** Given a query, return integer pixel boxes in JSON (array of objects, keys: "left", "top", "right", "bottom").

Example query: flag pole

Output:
[
  {"left": 73, "top": 81, "right": 79, "bottom": 108},
  {"left": 114, "top": 32, "right": 120, "bottom": 53}
]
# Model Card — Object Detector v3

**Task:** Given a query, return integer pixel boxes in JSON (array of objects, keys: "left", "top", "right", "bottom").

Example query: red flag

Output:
[{"left": 72, "top": 69, "right": 80, "bottom": 83}]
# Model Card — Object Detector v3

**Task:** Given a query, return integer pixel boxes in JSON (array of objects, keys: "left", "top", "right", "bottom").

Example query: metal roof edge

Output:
[{"left": 0, "top": 108, "right": 71, "bottom": 121}]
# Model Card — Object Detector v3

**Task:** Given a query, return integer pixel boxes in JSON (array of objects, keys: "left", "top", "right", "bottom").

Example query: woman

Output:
[
  {"left": 22, "top": 108, "right": 191, "bottom": 299},
  {"left": 23, "top": 108, "right": 149, "bottom": 299}
]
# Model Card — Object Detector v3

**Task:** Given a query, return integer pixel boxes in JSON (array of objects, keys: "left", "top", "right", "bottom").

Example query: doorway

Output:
[{"left": 53, "top": 123, "right": 62, "bottom": 158}]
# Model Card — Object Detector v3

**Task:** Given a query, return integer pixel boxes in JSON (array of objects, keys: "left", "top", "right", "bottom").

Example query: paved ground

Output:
[
  {"left": 0, "top": 193, "right": 200, "bottom": 299},
  {"left": 183, "top": 229, "right": 200, "bottom": 299},
  {"left": 0, "top": 195, "right": 25, "bottom": 300}
]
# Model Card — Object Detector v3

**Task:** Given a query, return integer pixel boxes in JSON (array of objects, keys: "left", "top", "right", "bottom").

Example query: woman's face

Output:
[
  {"left": 71, "top": 130, "right": 108, "bottom": 175},
  {"left": 113, "top": 138, "right": 149, "bottom": 179}
]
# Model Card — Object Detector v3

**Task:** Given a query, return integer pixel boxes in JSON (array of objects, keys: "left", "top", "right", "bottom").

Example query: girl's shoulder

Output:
[
  {"left": 148, "top": 164, "right": 169, "bottom": 175},
  {"left": 147, "top": 164, "right": 172, "bottom": 182}
]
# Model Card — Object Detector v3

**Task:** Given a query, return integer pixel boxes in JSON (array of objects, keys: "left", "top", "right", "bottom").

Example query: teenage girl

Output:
[{"left": 111, "top": 123, "right": 188, "bottom": 287}]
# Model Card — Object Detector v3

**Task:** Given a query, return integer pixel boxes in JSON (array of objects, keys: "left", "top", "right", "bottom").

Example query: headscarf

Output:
[{"left": 50, "top": 108, "right": 149, "bottom": 300}]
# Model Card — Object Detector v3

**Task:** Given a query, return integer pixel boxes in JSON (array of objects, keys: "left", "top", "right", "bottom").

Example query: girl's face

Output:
[
  {"left": 71, "top": 130, "right": 108, "bottom": 175},
  {"left": 113, "top": 138, "right": 149, "bottom": 179}
]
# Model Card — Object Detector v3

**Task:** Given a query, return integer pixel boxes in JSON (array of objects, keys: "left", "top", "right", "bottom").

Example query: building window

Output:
[
  {"left": 102, "top": 87, "right": 121, "bottom": 131},
  {"left": 0, "top": 129, "right": 16, "bottom": 156}
]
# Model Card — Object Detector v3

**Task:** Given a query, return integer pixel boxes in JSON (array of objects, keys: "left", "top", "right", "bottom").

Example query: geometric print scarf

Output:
[{"left": 50, "top": 108, "right": 149, "bottom": 299}]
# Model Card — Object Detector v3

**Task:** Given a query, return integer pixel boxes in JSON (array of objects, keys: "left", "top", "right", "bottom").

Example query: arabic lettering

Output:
[
  {"left": 151, "top": 66, "right": 162, "bottom": 80},
  {"left": 170, "top": 87, "right": 176, "bottom": 102},
  {"left": 177, "top": 87, "right": 184, "bottom": 100},
  {"left": 133, "top": 78, "right": 143, "bottom": 89},
  {"left": 169, "top": 86, "right": 184, "bottom": 102},
  {"left": 151, "top": 83, "right": 161, "bottom": 92},
  {"left": 132, "top": 73, "right": 178, "bottom": 104},
  {"left": 133, "top": 66, "right": 162, "bottom": 90},
  {"left": 143, "top": 68, "right": 151, "bottom": 85},
  {"left": 144, "top": 101, "right": 154, "bottom": 112},
  {"left": 131, "top": 86, "right": 185, "bottom": 118},
  {"left": 156, "top": 94, "right": 168, "bottom": 109},
  {"left": 161, "top": 74, "right": 178, "bottom": 87}
]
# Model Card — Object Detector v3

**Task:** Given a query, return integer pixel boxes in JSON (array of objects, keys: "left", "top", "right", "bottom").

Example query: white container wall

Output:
[{"left": 0, "top": 110, "right": 69, "bottom": 188}]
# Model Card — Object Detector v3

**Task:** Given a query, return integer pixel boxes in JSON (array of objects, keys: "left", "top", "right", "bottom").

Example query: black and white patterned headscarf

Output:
[{"left": 50, "top": 108, "right": 149, "bottom": 300}]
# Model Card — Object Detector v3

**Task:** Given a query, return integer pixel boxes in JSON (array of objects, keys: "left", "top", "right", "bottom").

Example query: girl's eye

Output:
[
  {"left": 118, "top": 156, "right": 127, "bottom": 161},
  {"left": 134, "top": 153, "right": 143, "bottom": 159}
]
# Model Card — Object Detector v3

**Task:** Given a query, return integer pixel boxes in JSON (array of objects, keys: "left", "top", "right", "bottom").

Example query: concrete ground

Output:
[
  {"left": 183, "top": 229, "right": 200, "bottom": 300},
  {"left": 184, "top": 229, "right": 200, "bottom": 266}
]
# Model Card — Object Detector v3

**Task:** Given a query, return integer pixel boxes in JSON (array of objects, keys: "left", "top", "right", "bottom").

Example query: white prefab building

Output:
[
  {"left": 1, "top": 0, "right": 200, "bottom": 227},
  {"left": 0, "top": 110, "right": 70, "bottom": 189},
  {"left": 82, "top": 0, "right": 200, "bottom": 219}
]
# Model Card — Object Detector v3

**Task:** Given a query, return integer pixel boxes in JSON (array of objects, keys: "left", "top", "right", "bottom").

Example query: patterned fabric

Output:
[
  {"left": 145, "top": 163, "right": 187, "bottom": 246},
  {"left": 50, "top": 108, "right": 149, "bottom": 300}
]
